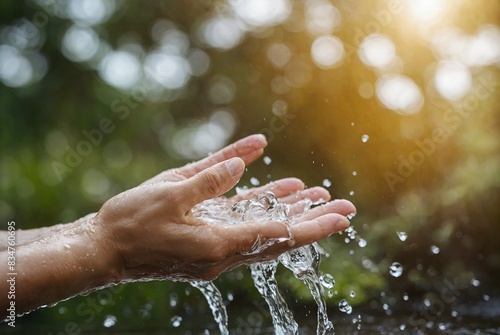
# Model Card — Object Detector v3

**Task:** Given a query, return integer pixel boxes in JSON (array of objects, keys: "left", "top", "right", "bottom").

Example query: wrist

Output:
[{"left": 87, "top": 214, "right": 126, "bottom": 286}]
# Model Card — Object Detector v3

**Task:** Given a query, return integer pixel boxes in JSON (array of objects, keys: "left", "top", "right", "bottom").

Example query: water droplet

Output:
[
  {"left": 319, "top": 274, "right": 335, "bottom": 289},
  {"left": 322, "top": 179, "right": 331, "bottom": 187},
  {"left": 171, "top": 315, "right": 182, "bottom": 327},
  {"left": 451, "top": 310, "right": 458, "bottom": 317},
  {"left": 397, "top": 231, "right": 408, "bottom": 241},
  {"left": 350, "top": 291, "right": 356, "bottom": 298},
  {"left": 327, "top": 290, "right": 333, "bottom": 298},
  {"left": 169, "top": 293, "right": 178, "bottom": 307},
  {"left": 483, "top": 294, "right": 490, "bottom": 301},
  {"left": 351, "top": 122, "right": 355, "bottom": 126},
  {"left": 403, "top": 293, "right": 409, "bottom": 301},
  {"left": 103, "top": 315, "right": 117, "bottom": 328},
  {"left": 471, "top": 279, "right": 480, "bottom": 287},
  {"left": 358, "top": 238, "right": 367, "bottom": 248},
  {"left": 389, "top": 262, "right": 403, "bottom": 277},
  {"left": 399, "top": 324, "right": 406, "bottom": 330},
  {"left": 347, "top": 212, "right": 356, "bottom": 219},
  {"left": 64, "top": 244, "right": 71, "bottom": 250},
  {"left": 227, "top": 292, "right": 234, "bottom": 301},
  {"left": 430, "top": 245, "right": 440, "bottom": 254},
  {"left": 338, "top": 299, "right": 352, "bottom": 314},
  {"left": 349, "top": 191, "right": 355, "bottom": 196},
  {"left": 263, "top": 156, "right": 272, "bottom": 165},
  {"left": 352, "top": 171, "right": 357, "bottom": 176},
  {"left": 438, "top": 323, "right": 448, "bottom": 330},
  {"left": 361, "top": 134, "right": 369, "bottom": 142},
  {"left": 250, "top": 177, "right": 260, "bottom": 186}
]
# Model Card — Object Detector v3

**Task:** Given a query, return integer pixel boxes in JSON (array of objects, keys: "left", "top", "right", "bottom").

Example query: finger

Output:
[
  {"left": 218, "top": 220, "right": 292, "bottom": 256},
  {"left": 287, "top": 213, "right": 350, "bottom": 247},
  {"left": 216, "top": 212, "right": 349, "bottom": 261},
  {"left": 293, "top": 199, "right": 356, "bottom": 223},
  {"left": 231, "top": 178, "right": 305, "bottom": 201},
  {"left": 175, "top": 158, "right": 246, "bottom": 213},
  {"left": 279, "top": 187, "right": 331, "bottom": 204},
  {"left": 176, "top": 134, "right": 267, "bottom": 178}
]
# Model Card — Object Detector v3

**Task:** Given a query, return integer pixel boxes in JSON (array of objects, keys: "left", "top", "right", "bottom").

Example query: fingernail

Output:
[
  {"left": 227, "top": 158, "right": 244, "bottom": 177},
  {"left": 335, "top": 218, "right": 350, "bottom": 232}
]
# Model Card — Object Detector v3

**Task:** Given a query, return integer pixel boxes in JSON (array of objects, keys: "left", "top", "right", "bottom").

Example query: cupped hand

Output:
[{"left": 94, "top": 155, "right": 355, "bottom": 283}]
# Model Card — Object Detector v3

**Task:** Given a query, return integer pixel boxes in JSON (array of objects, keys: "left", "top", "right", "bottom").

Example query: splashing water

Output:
[
  {"left": 190, "top": 191, "right": 335, "bottom": 334},
  {"left": 389, "top": 262, "right": 404, "bottom": 278},
  {"left": 189, "top": 281, "right": 229, "bottom": 335}
]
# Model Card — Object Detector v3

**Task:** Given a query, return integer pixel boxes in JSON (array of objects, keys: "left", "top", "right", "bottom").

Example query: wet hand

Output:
[{"left": 95, "top": 156, "right": 355, "bottom": 283}]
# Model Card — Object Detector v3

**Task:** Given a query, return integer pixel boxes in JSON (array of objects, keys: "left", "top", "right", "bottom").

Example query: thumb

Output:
[{"left": 177, "top": 157, "right": 245, "bottom": 212}]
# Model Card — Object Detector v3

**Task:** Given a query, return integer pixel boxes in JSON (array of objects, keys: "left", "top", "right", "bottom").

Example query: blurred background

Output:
[{"left": 0, "top": 0, "right": 499, "bottom": 333}]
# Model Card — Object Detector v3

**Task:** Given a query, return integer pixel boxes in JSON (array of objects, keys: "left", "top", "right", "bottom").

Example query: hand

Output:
[{"left": 94, "top": 149, "right": 355, "bottom": 283}]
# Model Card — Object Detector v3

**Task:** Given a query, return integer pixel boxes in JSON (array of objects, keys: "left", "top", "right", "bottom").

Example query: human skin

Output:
[{"left": 0, "top": 134, "right": 355, "bottom": 318}]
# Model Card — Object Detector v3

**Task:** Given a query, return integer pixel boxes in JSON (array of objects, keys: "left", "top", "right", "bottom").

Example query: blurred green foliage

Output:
[{"left": 0, "top": 0, "right": 499, "bottom": 332}]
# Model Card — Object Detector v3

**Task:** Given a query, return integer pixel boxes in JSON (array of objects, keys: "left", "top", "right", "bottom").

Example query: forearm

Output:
[
  {"left": 0, "top": 214, "right": 97, "bottom": 251},
  {"left": 0, "top": 215, "right": 117, "bottom": 318}
]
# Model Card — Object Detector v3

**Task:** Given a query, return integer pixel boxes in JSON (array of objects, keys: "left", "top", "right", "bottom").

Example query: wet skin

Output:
[{"left": 0, "top": 134, "right": 355, "bottom": 318}]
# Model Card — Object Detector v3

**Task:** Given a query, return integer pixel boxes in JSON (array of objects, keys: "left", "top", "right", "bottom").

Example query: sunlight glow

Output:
[{"left": 405, "top": 0, "right": 445, "bottom": 21}]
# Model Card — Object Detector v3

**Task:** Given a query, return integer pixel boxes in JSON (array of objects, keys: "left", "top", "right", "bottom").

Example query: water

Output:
[
  {"left": 389, "top": 262, "right": 404, "bottom": 278},
  {"left": 189, "top": 281, "right": 229, "bottom": 335},
  {"left": 191, "top": 191, "right": 334, "bottom": 334}
]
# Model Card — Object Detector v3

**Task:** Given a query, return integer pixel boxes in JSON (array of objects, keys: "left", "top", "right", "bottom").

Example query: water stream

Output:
[{"left": 191, "top": 191, "right": 335, "bottom": 334}]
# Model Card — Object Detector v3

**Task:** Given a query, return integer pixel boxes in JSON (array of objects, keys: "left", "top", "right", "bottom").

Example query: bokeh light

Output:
[
  {"left": 99, "top": 51, "right": 142, "bottom": 90},
  {"left": 358, "top": 34, "right": 396, "bottom": 69},
  {"left": 197, "top": 16, "right": 244, "bottom": 51},
  {"left": 434, "top": 60, "right": 472, "bottom": 101},
  {"left": 311, "top": 35, "right": 344, "bottom": 69},
  {"left": 230, "top": 0, "right": 291, "bottom": 28},
  {"left": 305, "top": 0, "right": 342, "bottom": 35},
  {"left": 376, "top": 74, "right": 424, "bottom": 115},
  {"left": 61, "top": 25, "right": 100, "bottom": 62},
  {"left": 67, "top": 0, "right": 116, "bottom": 26}
]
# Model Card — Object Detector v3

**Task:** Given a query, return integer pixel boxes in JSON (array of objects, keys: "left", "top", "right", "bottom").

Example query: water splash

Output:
[
  {"left": 191, "top": 191, "right": 336, "bottom": 334},
  {"left": 190, "top": 281, "right": 229, "bottom": 335},
  {"left": 250, "top": 261, "right": 299, "bottom": 335},
  {"left": 389, "top": 262, "right": 404, "bottom": 278},
  {"left": 397, "top": 231, "right": 408, "bottom": 241}
]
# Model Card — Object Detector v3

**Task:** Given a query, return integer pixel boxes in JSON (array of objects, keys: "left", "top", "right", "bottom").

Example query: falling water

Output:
[
  {"left": 189, "top": 281, "right": 229, "bottom": 335},
  {"left": 191, "top": 191, "right": 335, "bottom": 334}
]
